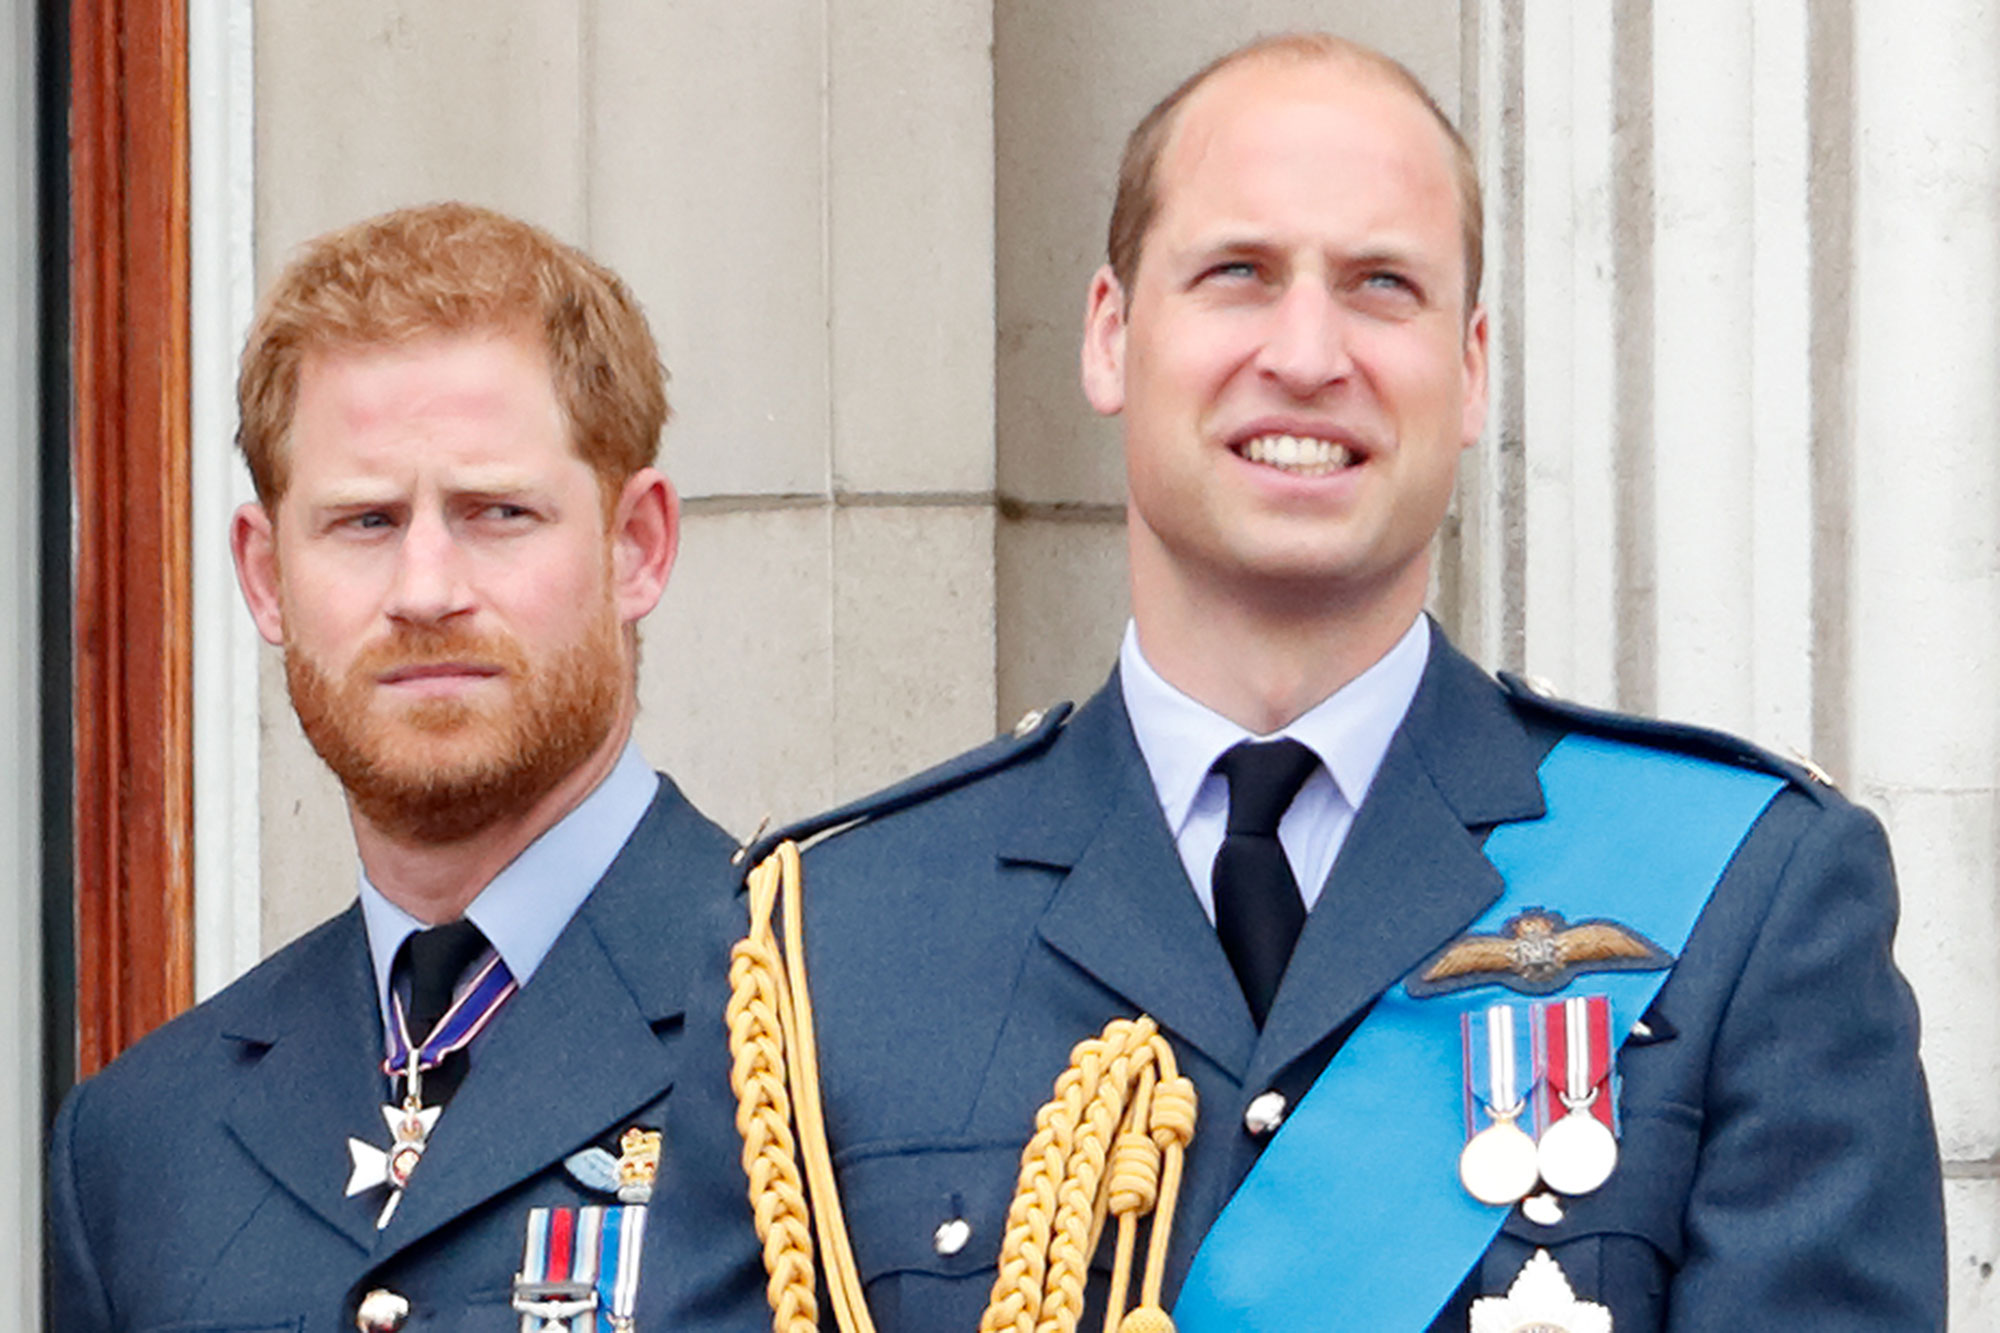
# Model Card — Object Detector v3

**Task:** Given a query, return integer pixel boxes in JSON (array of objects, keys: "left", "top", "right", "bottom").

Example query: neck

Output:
[
  {"left": 1129, "top": 542, "right": 1426, "bottom": 735},
  {"left": 350, "top": 707, "right": 635, "bottom": 924}
]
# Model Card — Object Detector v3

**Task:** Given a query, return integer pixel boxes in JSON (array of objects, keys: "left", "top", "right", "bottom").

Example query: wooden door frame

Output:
[{"left": 67, "top": 0, "right": 195, "bottom": 1080}]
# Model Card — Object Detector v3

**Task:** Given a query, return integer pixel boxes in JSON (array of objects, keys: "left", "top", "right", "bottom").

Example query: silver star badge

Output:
[{"left": 1471, "top": 1249, "right": 1612, "bottom": 1333}]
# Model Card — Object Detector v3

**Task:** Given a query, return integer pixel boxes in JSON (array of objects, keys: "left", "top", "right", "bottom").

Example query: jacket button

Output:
[
  {"left": 1243, "top": 1090, "right": 1287, "bottom": 1136},
  {"left": 933, "top": 1216, "right": 972, "bottom": 1256},
  {"left": 355, "top": 1288, "right": 410, "bottom": 1332},
  {"left": 1012, "top": 709, "right": 1046, "bottom": 738}
]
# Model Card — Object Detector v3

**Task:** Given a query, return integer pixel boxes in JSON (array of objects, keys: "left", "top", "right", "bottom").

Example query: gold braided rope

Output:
[{"left": 729, "top": 842, "right": 1196, "bottom": 1333}]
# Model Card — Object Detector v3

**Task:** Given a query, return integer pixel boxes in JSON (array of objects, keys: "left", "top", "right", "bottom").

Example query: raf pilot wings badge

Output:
[{"left": 1406, "top": 907, "right": 1673, "bottom": 998}]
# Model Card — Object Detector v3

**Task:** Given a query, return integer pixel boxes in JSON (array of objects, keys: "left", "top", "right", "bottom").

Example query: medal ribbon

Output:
[
  {"left": 517, "top": 1207, "right": 610, "bottom": 1333},
  {"left": 382, "top": 949, "right": 519, "bottom": 1079},
  {"left": 1175, "top": 734, "right": 1784, "bottom": 1332},
  {"left": 1462, "top": 1003, "right": 1535, "bottom": 1136},
  {"left": 1539, "top": 994, "right": 1615, "bottom": 1130},
  {"left": 595, "top": 1204, "right": 647, "bottom": 1331}
]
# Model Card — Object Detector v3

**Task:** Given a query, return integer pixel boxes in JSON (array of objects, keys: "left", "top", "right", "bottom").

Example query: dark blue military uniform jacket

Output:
[
  {"left": 48, "top": 776, "right": 747, "bottom": 1333},
  {"left": 739, "top": 631, "right": 1944, "bottom": 1330}
]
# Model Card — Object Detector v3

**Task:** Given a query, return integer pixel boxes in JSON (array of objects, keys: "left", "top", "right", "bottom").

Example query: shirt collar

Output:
[
  {"left": 1119, "top": 615, "right": 1431, "bottom": 836},
  {"left": 358, "top": 738, "right": 661, "bottom": 1023}
]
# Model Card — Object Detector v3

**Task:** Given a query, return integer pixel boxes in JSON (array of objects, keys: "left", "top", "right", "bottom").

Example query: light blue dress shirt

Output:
[
  {"left": 357, "top": 738, "right": 660, "bottom": 1035},
  {"left": 1119, "top": 616, "right": 1429, "bottom": 921}
]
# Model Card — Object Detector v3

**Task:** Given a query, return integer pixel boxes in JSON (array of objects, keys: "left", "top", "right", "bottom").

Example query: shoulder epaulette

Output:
[
  {"left": 1497, "top": 671, "right": 1836, "bottom": 796},
  {"left": 738, "top": 701, "right": 1074, "bottom": 867}
]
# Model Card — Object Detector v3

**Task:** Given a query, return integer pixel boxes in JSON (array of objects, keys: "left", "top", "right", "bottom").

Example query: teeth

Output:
[{"left": 1242, "top": 434, "right": 1355, "bottom": 475}]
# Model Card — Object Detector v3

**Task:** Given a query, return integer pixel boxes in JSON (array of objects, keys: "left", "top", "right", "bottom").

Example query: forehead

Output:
[
  {"left": 287, "top": 331, "right": 570, "bottom": 483},
  {"left": 1148, "top": 57, "right": 1463, "bottom": 258}
]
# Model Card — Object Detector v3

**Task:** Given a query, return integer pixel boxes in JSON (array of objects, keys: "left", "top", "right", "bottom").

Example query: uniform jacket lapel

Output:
[
  {"left": 219, "top": 907, "right": 389, "bottom": 1256},
  {"left": 370, "top": 781, "right": 722, "bottom": 1260},
  {"left": 1012, "top": 681, "right": 1261, "bottom": 1083},
  {"left": 1013, "top": 632, "right": 1549, "bottom": 1100},
  {"left": 1247, "top": 632, "right": 1548, "bottom": 1093}
]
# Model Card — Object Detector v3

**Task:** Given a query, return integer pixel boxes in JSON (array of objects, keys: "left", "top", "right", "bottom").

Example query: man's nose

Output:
[
  {"left": 1256, "top": 280, "right": 1355, "bottom": 397},
  {"left": 384, "top": 512, "right": 474, "bottom": 624}
]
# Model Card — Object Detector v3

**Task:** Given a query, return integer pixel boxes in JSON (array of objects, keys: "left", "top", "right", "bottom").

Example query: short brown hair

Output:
[
  {"left": 1106, "top": 33, "right": 1484, "bottom": 312},
  {"left": 238, "top": 202, "right": 668, "bottom": 509}
]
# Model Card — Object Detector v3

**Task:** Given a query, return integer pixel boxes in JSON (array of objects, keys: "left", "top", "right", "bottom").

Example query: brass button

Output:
[
  {"left": 356, "top": 1288, "right": 410, "bottom": 1332},
  {"left": 1243, "top": 1090, "right": 1287, "bottom": 1136}
]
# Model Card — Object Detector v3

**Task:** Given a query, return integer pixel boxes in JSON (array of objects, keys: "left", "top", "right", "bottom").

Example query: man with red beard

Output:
[{"left": 48, "top": 204, "right": 746, "bottom": 1332}]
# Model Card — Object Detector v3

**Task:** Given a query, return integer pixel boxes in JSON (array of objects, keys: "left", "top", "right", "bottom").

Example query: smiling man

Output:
[
  {"left": 720, "top": 33, "right": 1945, "bottom": 1332},
  {"left": 49, "top": 204, "right": 742, "bottom": 1331}
]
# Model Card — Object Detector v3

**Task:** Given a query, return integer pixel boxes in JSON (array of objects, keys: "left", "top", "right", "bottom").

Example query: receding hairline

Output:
[{"left": 1108, "top": 34, "right": 1485, "bottom": 310}]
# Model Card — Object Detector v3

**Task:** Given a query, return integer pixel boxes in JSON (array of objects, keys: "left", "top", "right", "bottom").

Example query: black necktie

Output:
[
  {"left": 1211, "top": 739, "right": 1319, "bottom": 1027},
  {"left": 392, "top": 919, "right": 490, "bottom": 1106}
]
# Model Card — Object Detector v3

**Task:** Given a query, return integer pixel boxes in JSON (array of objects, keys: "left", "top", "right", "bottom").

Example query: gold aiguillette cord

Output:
[{"left": 728, "top": 842, "right": 1197, "bottom": 1333}]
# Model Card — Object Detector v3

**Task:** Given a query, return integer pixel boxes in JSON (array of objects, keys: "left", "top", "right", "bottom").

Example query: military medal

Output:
[
  {"left": 514, "top": 1203, "right": 648, "bottom": 1332},
  {"left": 1459, "top": 1004, "right": 1540, "bottom": 1206},
  {"left": 1470, "top": 1249, "right": 1612, "bottom": 1332},
  {"left": 345, "top": 949, "right": 518, "bottom": 1229},
  {"left": 1535, "top": 995, "right": 1618, "bottom": 1197},
  {"left": 345, "top": 1055, "right": 445, "bottom": 1229}
]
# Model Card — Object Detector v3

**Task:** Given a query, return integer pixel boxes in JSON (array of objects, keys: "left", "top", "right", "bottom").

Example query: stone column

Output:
[
  {"left": 1480, "top": 1, "right": 1998, "bottom": 1321},
  {"left": 1851, "top": 2, "right": 2000, "bottom": 1321}
]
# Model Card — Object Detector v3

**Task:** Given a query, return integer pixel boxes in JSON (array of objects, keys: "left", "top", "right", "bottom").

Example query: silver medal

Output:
[
  {"left": 1538, "top": 996, "right": 1619, "bottom": 1196},
  {"left": 1538, "top": 1105, "right": 1618, "bottom": 1196},
  {"left": 1459, "top": 1116, "right": 1541, "bottom": 1205},
  {"left": 1461, "top": 1004, "right": 1539, "bottom": 1206}
]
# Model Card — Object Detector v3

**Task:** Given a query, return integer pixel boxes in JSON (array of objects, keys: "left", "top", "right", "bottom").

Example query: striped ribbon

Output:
[{"left": 382, "top": 949, "right": 519, "bottom": 1078}]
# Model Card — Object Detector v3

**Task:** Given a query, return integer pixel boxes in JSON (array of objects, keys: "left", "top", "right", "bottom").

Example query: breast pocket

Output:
[{"left": 833, "top": 1140, "right": 1053, "bottom": 1333}]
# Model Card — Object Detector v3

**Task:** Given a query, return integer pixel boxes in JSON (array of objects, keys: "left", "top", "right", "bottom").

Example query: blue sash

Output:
[{"left": 1175, "top": 734, "right": 1783, "bottom": 1330}]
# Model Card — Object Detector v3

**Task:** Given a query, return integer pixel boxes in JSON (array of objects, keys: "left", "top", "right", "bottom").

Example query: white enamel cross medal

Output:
[{"left": 346, "top": 1055, "right": 441, "bottom": 1229}]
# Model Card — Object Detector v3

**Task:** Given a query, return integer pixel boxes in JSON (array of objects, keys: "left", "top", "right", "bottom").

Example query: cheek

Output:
[
  {"left": 277, "top": 563, "right": 381, "bottom": 653},
  {"left": 489, "top": 542, "right": 616, "bottom": 630}
]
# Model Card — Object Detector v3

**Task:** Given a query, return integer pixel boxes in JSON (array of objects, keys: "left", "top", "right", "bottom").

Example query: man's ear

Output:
[
  {"left": 1080, "top": 265, "right": 1129, "bottom": 417},
  {"left": 1459, "top": 304, "right": 1490, "bottom": 449},
  {"left": 608, "top": 468, "right": 678, "bottom": 624},
  {"left": 231, "top": 502, "right": 287, "bottom": 646}
]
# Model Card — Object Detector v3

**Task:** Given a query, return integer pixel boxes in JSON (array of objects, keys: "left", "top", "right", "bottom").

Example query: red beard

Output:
[{"left": 285, "top": 612, "right": 626, "bottom": 845}]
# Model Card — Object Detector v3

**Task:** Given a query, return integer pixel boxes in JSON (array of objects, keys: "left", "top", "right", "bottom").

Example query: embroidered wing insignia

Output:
[{"left": 1407, "top": 907, "right": 1673, "bottom": 998}]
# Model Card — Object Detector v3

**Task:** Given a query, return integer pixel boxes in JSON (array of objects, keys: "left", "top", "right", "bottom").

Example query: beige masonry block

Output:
[
  {"left": 827, "top": 1, "right": 995, "bottom": 496},
  {"left": 255, "top": 1, "right": 587, "bottom": 266},
  {"left": 588, "top": 1, "right": 830, "bottom": 501},
  {"left": 638, "top": 505, "right": 836, "bottom": 840},
  {"left": 256, "top": 651, "right": 359, "bottom": 954},
  {"left": 1948, "top": 1176, "right": 2000, "bottom": 1329},
  {"left": 1858, "top": 784, "right": 2000, "bottom": 1164},
  {"left": 997, "top": 514, "right": 1129, "bottom": 725},
  {"left": 830, "top": 504, "right": 997, "bottom": 803}
]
